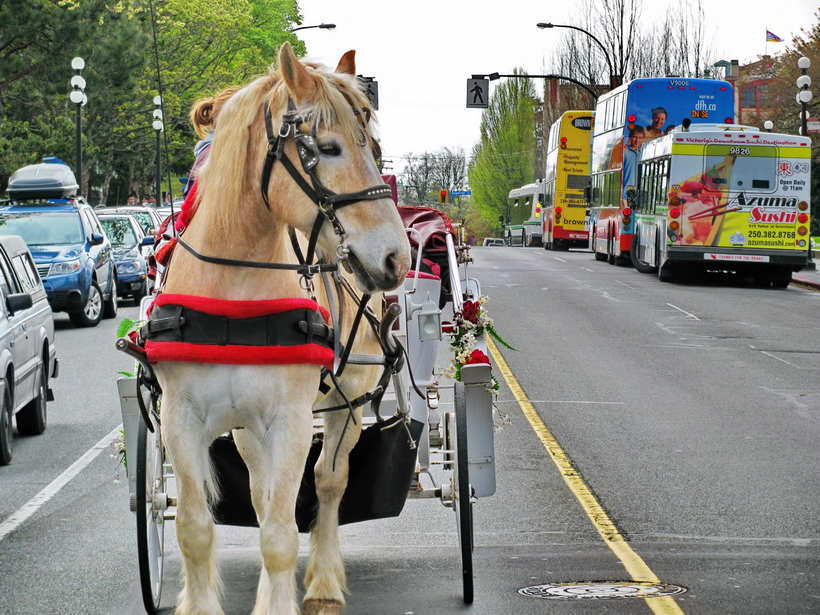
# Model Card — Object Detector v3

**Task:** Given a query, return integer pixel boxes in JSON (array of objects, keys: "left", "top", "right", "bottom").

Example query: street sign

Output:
[
  {"left": 466, "top": 79, "right": 489, "bottom": 108},
  {"left": 807, "top": 118, "right": 820, "bottom": 132},
  {"left": 450, "top": 190, "right": 472, "bottom": 196},
  {"left": 358, "top": 76, "right": 378, "bottom": 110}
]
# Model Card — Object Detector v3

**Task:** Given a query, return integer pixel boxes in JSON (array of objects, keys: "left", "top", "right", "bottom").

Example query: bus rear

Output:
[
  {"left": 660, "top": 124, "right": 810, "bottom": 285},
  {"left": 504, "top": 181, "right": 544, "bottom": 247},
  {"left": 589, "top": 78, "right": 734, "bottom": 265},
  {"left": 543, "top": 111, "right": 593, "bottom": 250}
]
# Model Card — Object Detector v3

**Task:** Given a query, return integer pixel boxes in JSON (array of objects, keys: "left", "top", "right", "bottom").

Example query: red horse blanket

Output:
[{"left": 141, "top": 293, "right": 334, "bottom": 368}]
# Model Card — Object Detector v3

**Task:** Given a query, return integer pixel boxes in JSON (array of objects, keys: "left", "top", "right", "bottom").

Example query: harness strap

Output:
[{"left": 176, "top": 235, "right": 337, "bottom": 276}]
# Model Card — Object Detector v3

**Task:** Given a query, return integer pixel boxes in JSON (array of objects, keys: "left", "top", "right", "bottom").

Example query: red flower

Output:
[
  {"left": 463, "top": 349, "right": 490, "bottom": 365},
  {"left": 462, "top": 300, "right": 480, "bottom": 324}
]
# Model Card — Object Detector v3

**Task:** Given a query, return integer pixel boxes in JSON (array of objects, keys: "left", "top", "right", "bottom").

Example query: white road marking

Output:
[
  {"left": 667, "top": 303, "right": 700, "bottom": 320},
  {"left": 0, "top": 426, "right": 122, "bottom": 542}
]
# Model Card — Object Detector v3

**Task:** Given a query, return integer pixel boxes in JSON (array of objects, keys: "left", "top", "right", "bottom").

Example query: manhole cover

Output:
[{"left": 518, "top": 581, "right": 688, "bottom": 600}]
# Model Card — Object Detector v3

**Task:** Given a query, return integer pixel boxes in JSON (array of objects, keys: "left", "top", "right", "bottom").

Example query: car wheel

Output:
[
  {"left": 69, "top": 281, "right": 103, "bottom": 327},
  {"left": 16, "top": 362, "right": 47, "bottom": 436},
  {"left": 103, "top": 276, "right": 118, "bottom": 319},
  {"left": 0, "top": 384, "right": 13, "bottom": 466}
]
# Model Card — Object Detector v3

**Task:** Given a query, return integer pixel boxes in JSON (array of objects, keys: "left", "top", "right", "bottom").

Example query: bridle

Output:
[
  {"left": 260, "top": 98, "right": 393, "bottom": 271},
  {"left": 177, "top": 96, "right": 393, "bottom": 288}
]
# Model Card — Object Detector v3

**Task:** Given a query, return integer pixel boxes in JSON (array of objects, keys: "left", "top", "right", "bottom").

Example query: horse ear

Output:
[
  {"left": 335, "top": 50, "right": 356, "bottom": 75},
  {"left": 279, "top": 42, "right": 317, "bottom": 103}
]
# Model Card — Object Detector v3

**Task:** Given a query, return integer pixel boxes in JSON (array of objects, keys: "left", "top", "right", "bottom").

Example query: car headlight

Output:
[
  {"left": 117, "top": 261, "right": 142, "bottom": 275},
  {"left": 50, "top": 259, "right": 82, "bottom": 275}
]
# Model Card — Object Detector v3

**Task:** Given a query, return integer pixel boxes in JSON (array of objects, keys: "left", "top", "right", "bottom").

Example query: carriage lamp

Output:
[{"left": 409, "top": 294, "right": 441, "bottom": 341}]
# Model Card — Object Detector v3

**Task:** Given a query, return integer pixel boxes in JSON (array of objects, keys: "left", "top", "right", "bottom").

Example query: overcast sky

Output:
[{"left": 297, "top": 0, "right": 819, "bottom": 174}]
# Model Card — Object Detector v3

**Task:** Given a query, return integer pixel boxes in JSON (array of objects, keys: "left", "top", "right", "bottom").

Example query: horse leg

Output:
[
  {"left": 248, "top": 400, "right": 314, "bottom": 615},
  {"left": 303, "top": 403, "right": 363, "bottom": 614},
  {"left": 163, "top": 409, "right": 224, "bottom": 615},
  {"left": 232, "top": 428, "right": 272, "bottom": 610}
]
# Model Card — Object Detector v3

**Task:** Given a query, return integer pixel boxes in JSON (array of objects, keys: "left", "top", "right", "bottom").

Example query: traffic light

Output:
[{"left": 438, "top": 189, "right": 449, "bottom": 204}]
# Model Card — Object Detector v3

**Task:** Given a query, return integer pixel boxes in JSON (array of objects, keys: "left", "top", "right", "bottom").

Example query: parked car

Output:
[
  {"left": 0, "top": 158, "right": 118, "bottom": 327},
  {"left": 97, "top": 214, "right": 153, "bottom": 304},
  {"left": 97, "top": 206, "right": 163, "bottom": 237},
  {"left": 482, "top": 237, "right": 505, "bottom": 246},
  {"left": 0, "top": 234, "right": 59, "bottom": 465}
]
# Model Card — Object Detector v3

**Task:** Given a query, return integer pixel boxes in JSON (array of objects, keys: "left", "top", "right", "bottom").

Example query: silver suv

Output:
[{"left": 0, "top": 235, "right": 58, "bottom": 465}]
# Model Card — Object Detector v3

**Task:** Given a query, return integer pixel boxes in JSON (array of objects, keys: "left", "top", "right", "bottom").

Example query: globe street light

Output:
[
  {"left": 290, "top": 23, "right": 336, "bottom": 33},
  {"left": 797, "top": 57, "right": 812, "bottom": 137},
  {"left": 153, "top": 95, "right": 163, "bottom": 208},
  {"left": 537, "top": 22, "right": 620, "bottom": 89},
  {"left": 69, "top": 57, "right": 87, "bottom": 195}
]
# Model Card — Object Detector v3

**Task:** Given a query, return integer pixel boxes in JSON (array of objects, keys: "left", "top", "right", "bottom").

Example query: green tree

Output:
[
  {"left": 0, "top": 0, "right": 303, "bottom": 200},
  {"left": 468, "top": 70, "right": 539, "bottom": 228}
]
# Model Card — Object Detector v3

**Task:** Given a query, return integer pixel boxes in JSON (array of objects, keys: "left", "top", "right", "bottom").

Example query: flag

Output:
[{"left": 766, "top": 29, "right": 784, "bottom": 42}]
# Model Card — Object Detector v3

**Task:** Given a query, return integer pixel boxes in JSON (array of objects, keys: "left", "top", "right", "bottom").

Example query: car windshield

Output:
[
  {"left": 127, "top": 211, "right": 153, "bottom": 234},
  {"left": 99, "top": 218, "right": 137, "bottom": 248},
  {"left": 0, "top": 212, "right": 84, "bottom": 245}
]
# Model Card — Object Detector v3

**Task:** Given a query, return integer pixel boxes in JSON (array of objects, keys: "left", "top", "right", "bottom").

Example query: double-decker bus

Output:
[
  {"left": 543, "top": 111, "right": 594, "bottom": 250},
  {"left": 588, "top": 77, "right": 734, "bottom": 264},
  {"left": 631, "top": 122, "right": 810, "bottom": 286},
  {"left": 503, "top": 180, "right": 544, "bottom": 247}
]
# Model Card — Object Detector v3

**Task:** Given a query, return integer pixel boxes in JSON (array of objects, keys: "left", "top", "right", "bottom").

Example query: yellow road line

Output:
[{"left": 487, "top": 337, "right": 685, "bottom": 615}]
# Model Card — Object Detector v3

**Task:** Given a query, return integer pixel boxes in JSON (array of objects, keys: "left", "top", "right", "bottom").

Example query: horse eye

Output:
[{"left": 318, "top": 142, "right": 341, "bottom": 157}]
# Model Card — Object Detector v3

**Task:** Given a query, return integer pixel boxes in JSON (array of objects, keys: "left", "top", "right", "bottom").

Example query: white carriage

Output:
[{"left": 116, "top": 206, "right": 497, "bottom": 613}]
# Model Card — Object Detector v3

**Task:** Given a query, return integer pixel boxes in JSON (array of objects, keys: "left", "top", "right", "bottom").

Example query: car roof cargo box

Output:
[{"left": 7, "top": 158, "right": 78, "bottom": 200}]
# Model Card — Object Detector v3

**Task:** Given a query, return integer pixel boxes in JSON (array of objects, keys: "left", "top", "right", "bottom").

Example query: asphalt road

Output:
[{"left": 1, "top": 248, "right": 818, "bottom": 615}]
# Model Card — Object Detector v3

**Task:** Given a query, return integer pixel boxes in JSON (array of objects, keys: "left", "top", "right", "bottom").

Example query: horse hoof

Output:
[{"left": 302, "top": 598, "right": 343, "bottom": 615}]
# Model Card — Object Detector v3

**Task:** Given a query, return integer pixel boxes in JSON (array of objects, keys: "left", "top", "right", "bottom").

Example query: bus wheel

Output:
[
  {"left": 631, "top": 234, "right": 657, "bottom": 274},
  {"left": 772, "top": 270, "right": 792, "bottom": 289}
]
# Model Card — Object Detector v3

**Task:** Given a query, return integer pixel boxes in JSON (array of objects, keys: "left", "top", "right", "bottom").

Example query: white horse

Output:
[{"left": 148, "top": 43, "right": 410, "bottom": 615}]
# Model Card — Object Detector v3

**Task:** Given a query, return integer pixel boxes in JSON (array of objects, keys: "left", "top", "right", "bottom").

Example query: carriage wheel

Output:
[
  {"left": 453, "top": 381, "right": 474, "bottom": 604},
  {"left": 137, "top": 414, "right": 165, "bottom": 614}
]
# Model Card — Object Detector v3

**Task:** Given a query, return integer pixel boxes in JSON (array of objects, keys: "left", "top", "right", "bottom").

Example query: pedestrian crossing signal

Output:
[{"left": 438, "top": 189, "right": 449, "bottom": 204}]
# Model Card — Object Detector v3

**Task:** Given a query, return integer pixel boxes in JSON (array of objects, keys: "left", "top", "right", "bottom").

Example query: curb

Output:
[{"left": 792, "top": 277, "right": 820, "bottom": 290}]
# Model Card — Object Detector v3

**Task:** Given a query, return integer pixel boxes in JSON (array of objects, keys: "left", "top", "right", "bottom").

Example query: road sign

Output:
[
  {"left": 807, "top": 118, "right": 820, "bottom": 132},
  {"left": 466, "top": 79, "right": 489, "bottom": 108},
  {"left": 450, "top": 190, "right": 472, "bottom": 196},
  {"left": 358, "top": 76, "right": 378, "bottom": 110}
]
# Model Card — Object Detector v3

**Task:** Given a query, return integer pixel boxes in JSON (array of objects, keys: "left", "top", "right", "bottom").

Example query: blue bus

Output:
[{"left": 587, "top": 78, "right": 735, "bottom": 265}]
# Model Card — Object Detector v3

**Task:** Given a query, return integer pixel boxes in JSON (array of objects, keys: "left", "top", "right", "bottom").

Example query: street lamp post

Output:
[
  {"left": 69, "top": 57, "right": 87, "bottom": 195},
  {"left": 152, "top": 96, "right": 163, "bottom": 208},
  {"left": 290, "top": 23, "right": 336, "bottom": 33},
  {"left": 796, "top": 57, "right": 816, "bottom": 269},
  {"left": 536, "top": 22, "right": 620, "bottom": 90},
  {"left": 797, "top": 57, "right": 812, "bottom": 137}
]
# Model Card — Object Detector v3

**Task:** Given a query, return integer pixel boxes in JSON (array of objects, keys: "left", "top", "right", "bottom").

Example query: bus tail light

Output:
[
  {"left": 724, "top": 117, "right": 734, "bottom": 124},
  {"left": 798, "top": 213, "right": 809, "bottom": 224},
  {"left": 560, "top": 137, "right": 568, "bottom": 149},
  {"left": 669, "top": 220, "right": 680, "bottom": 231},
  {"left": 799, "top": 201, "right": 809, "bottom": 211},
  {"left": 798, "top": 226, "right": 808, "bottom": 236},
  {"left": 669, "top": 208, "right": 681, "bottom": 218},
  {"left": 622, "top": 208, "right": 632, "bottom": 217}
]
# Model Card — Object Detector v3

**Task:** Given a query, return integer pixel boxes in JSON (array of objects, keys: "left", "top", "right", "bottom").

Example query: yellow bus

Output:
[{"left": 543, "top": 111, "right": 594, "bottom": 250}]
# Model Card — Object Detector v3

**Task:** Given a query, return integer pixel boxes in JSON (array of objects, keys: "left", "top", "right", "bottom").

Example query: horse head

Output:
[{"left": 199, "top": 43, "right": 410, "bottom": 294}]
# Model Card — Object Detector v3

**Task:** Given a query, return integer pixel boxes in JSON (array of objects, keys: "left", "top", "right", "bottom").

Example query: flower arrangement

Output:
[{"left": 441, "top": 295, "right": 514, "bottom": 390}]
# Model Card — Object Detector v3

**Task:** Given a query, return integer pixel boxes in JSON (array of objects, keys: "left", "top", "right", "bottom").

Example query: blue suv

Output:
[{"left": 0, "top": 159, "right": 117, "bottom": 327}]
